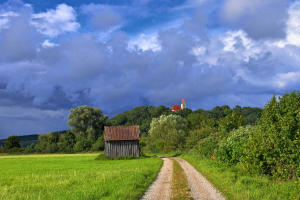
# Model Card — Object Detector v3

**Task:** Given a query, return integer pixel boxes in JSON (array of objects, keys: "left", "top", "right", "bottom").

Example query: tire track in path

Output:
[
  {"left": 174, "top": 158, "right": 225, "bottom": 200},
  {"left": 140, "top": 158, "right": 173, "bottom": 200}
]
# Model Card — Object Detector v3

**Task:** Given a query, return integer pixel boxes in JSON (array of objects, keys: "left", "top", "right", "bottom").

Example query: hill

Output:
[{"left": 0, "top": 130, "right": 68, "bottom": 147}]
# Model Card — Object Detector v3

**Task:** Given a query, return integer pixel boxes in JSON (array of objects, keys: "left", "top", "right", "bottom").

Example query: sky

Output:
[{"left": 0, "top": 0, "right": 300, "bottom": 138}]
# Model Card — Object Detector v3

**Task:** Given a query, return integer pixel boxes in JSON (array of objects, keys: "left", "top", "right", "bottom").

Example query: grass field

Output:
[
  {"left": 181, "top": 155, "right": 300, "bottom": 200},
  {"left": 0, "top": 153, "right": 162, "bottom": 200}
]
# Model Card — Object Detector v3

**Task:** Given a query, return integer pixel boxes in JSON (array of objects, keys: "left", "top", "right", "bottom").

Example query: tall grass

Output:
[
  {"left": 0, "top": 153, "right": 162, "bottom": 200},
  {"left": 181, "top": 155, "right": 299, "bottom": 200}
]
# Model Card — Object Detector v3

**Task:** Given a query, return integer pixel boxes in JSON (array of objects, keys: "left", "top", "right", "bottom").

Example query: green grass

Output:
[
  {"left": 181, "top": 155, "right": 299, "bottom": 200},
  {"left": 171, "top": 159, "right": 192, "bottom": 200},
  {"left": 0, "top": 153, "right": 162, "bottom": 200}
]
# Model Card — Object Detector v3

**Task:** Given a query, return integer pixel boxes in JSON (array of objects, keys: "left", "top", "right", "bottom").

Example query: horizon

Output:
[
  {"left": 0, "top": 102, "right": 264, "bottom": 139},
  {"left": 1, "top": 0, "right": 300, "bottom": 138}
]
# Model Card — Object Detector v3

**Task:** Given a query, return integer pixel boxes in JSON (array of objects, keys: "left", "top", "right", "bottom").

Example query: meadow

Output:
[
  {"left": 0, "top": 153, "right": 162, "bottom": 200},
  {"left": 181, "top": 155, "right": 300, "bottom": 200}
]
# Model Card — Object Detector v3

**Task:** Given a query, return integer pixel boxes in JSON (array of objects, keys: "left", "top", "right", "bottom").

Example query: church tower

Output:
[{"left": 181, "top": 98, "right": 186, "bottom": 109}]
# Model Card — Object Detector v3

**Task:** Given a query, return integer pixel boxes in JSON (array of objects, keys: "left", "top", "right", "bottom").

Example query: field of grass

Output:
[
  {"left": 0, "top": 153, "right": 162, "bottom": 200},
  {"left": 181, "top": 155, "right": 299, "bottom": 200}
]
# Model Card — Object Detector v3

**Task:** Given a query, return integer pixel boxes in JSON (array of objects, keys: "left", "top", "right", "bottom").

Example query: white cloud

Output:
[
  {"left": 42, "top": 40, "right": 58, "bottom": 48},
  {"left": 286, "top": 1, "right": 300, "bottom": 46},
  {"left": 221, "top": 30, "right": 261, "bottom": 61},
  {"left": 0, "top": 11, "right": 18, "bottom": 29},
  {"left": 128, "top": 33, "right": 161, "bottom": 52},
  {"left": 31, "top": 4, "right": 80, "bottom": 37},
  {"left": 275, "top": 71, "right": 300, "bottom": 89}
]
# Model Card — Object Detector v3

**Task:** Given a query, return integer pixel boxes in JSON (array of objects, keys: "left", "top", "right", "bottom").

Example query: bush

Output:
[
  {"left": 73, "top": 139, "right": 92, "bottom": 152},
  {"left": 219, "top": 111, "right": 244, "bottom": 134},
  {"left": 91, "top": 135, "right": 104, "bottom": 151},
  {"left": 24, "top": 144, "right": 36, "bottom": 153},
  {"left": 215, "top": 126, "right": 256, "bottom": 165},
  {"left": 0, "top": 146, "right": 4, "bottom": 153},
  {"left": 5, "top": 147, "right": 23, "bottom": 153},
  {"left": 244, "top": 92, "right": 300, "bottom": 179},
  {"left": 185, "top": 127, "right": 215, "bottom": 149},
  {"left": 193, "top": 133, "right": 221, "bottom": 158},
  {"left": 146, "top": 114, "right": 188, "bottom": 152}
]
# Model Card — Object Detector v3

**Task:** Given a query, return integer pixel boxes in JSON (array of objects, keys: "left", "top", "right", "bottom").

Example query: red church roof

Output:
[{"left": 171, "top": 105, "right": 181, "bottom": 112}]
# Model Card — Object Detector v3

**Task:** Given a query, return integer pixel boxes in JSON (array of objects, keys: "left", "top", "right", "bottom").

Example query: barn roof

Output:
[{"left": 104, "top": 126, "right": 140, "bottom": 141}]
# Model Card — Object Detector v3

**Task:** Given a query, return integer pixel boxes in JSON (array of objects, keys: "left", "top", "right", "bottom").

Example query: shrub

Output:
[
  {"left": 91, "top": 135, "right": 104, "bottom": 151},
  {"left": 219, "top": 111, "right": 244, "bottom": 134},
  {"left": 244, "top": 92, "right": 300, "bottom": 179},
  {"left": 73, "top": 138, "right": 92, "bottom": 152},
  {"left": 5, "top": 147, "right": 23, "bottom": 153},
  {"left": 146, "top": 114, "right": 188, "bottom": 152},
  {"left": 193, "top": 133, "right": 222, "bottom": 158},
  {"left": 215, "top": 125, "right": 256, "bottom": 165},
  {"left": 185, "top": 127, "right": 215, "bottom": 149},
  {"left": 24, "top": 144, "right": 36, "bottom": 153}
]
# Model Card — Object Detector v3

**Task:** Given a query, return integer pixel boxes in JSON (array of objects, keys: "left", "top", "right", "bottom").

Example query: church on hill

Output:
[{"left": 171, "top": 98, "right": 187, "bottom": 112}]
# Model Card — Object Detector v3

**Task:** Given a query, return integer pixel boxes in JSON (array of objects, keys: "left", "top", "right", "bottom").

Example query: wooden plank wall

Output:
[{"left": 105, "top": 140, "right": 140, "bottom": 157}]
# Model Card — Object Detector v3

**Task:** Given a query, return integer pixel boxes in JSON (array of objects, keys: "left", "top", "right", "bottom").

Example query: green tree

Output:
[
  {"left": 187, "top": 112, "right": 206, "bottom": 129},
  {"left": 107, "top": 105, "right": 172, "bottom": 134},
  {"left": 176, "top": 108, "right": 192, "bottom": 118},
  {"left": 185, "top": 127, "right": 215, "bottom": 149},
  {"left": 68, "top": 106, "right": 108, "bottom": 142},
  {"left": 194, "top": 133, "right": 222, "bottom": 158},
  {"left": 73, "top": 134, "right": 91, "bottom": 152},
  {"left": 209, "top": 105, "right": 232, "bottom": 119},
  {"left": 215, "top": 125, "right": 256, "bottom": 165},
  {"left": 36, "top": 134, "right": 49, "bottom": 153},
  {"left": 146, "top": 114, "right": 188, "bottom": 152},
  {"left": 219, "top": 111, "right": 244, "bottom": 134},
  {"left": 91, "top": 135, "right": 105, "bottom": 151},
  {"left": 5, "top": 136, "right": 20, "bottom": 149},
  {"left": 64, "top": 131, "right": 76, "bottom": 151},
  {"left": 245, "top": 92, "right": 300, "bottom": 179},
  {"left": 57, "top": 131, "right": 76, "bottom": 153},
  {"left": 235, "top": 106, "right": 262, "bottom": 125}
]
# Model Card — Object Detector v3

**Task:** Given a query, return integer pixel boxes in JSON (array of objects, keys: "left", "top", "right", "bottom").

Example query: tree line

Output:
[{"left": 0, "top": 104, "right": 262, "bottom": 154}]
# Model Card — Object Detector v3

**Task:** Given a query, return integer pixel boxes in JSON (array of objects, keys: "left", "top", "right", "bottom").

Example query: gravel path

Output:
[
  {"left": 140, "top": 158, "right": 173, "bottom": 200},
  {"left": 174, "top": 158, "right": 225, "bottom": 200}
]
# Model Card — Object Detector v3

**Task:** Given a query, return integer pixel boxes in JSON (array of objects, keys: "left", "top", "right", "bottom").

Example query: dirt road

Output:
[
  {"left": 140, "top": 158, "right": 173, "bottom": 200},
  {"left": 174, "top": 158, "right": 225, "bottom": 200},
  {"left": 141, "top": 157, "right": 225, "bottom": 200}
]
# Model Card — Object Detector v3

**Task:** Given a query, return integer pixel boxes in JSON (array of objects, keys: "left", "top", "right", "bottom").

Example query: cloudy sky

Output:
[{"left": 0, "top": 0, "right": 300, "bottom": 138}]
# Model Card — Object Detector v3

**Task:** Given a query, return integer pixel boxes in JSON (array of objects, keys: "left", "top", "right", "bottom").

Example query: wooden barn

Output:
[{"left": 104, "top": 126, "right": 140, "bottom": 158}]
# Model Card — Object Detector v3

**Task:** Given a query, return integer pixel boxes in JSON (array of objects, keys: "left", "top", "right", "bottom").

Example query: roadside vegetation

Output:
[
  {"left": 0, "top": 153, "right": 162, "bottom": 200},
  {"left": 181, "top": 155, "right": 299, "bottom": 200},
  {"left": 171, "top": 159, "right": 192, "bottom": 200}
]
